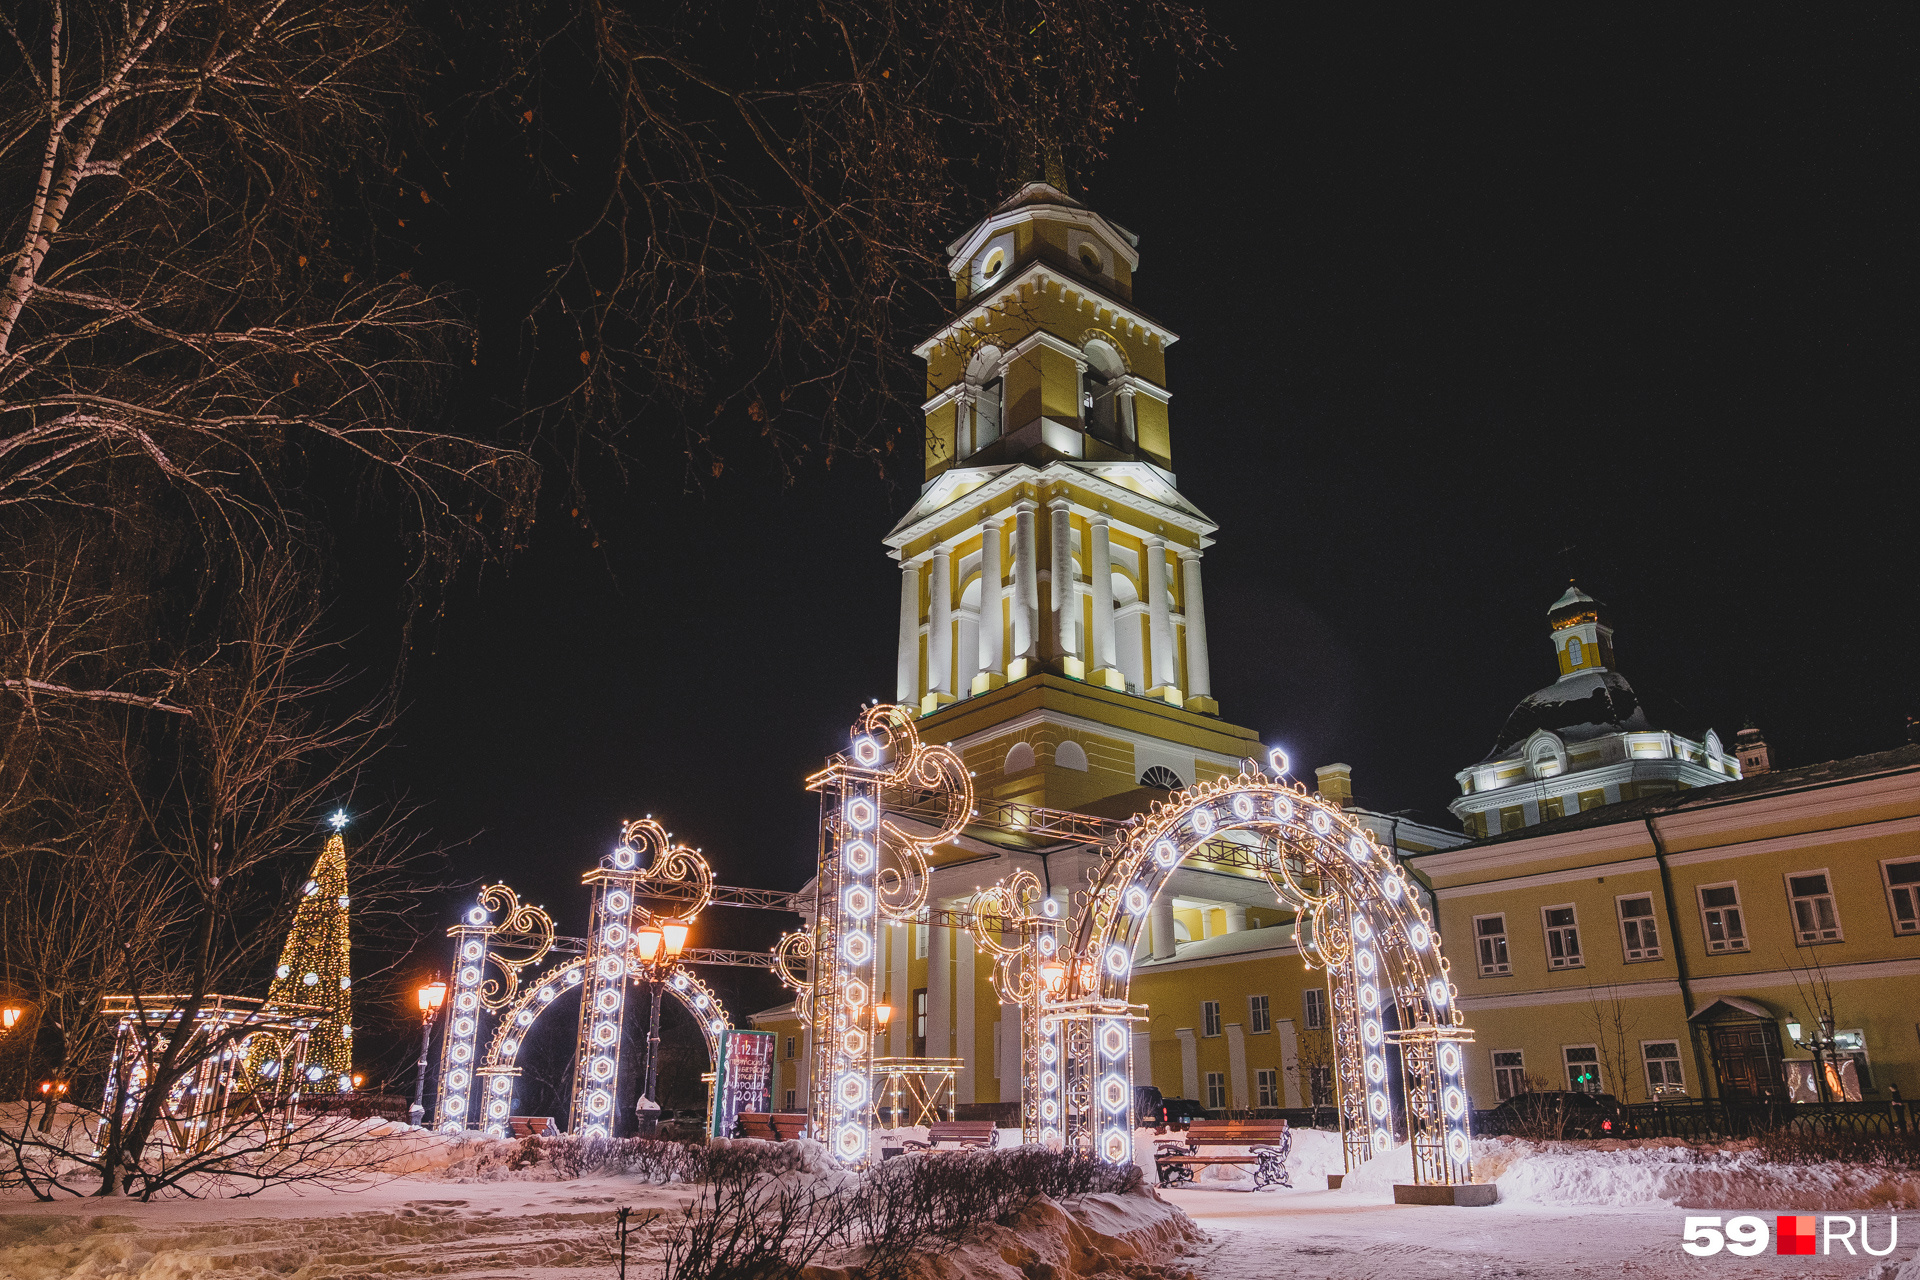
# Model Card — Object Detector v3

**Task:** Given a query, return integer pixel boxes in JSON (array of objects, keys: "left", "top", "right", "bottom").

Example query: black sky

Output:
[{"left": 350, "top": 7, "right": 1916, "bottom": 1075}]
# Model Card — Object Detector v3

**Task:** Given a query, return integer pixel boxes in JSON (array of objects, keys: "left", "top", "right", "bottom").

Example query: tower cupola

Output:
[{"left": 1548, "top": 583, "right": 1615, "bottom": 675}]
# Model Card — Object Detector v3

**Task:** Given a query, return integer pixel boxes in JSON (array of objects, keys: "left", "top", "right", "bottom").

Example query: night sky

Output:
[{"left": 349, "top": 9, "right": 1916, "bottom": 1083}]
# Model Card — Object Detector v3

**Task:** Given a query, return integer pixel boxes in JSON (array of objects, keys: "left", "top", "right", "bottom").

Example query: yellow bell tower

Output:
[{"left": 887, "top": 181, "right": 1260, "bottom": 817}]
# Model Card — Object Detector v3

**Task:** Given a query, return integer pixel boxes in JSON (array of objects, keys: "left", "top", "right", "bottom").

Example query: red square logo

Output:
[{"left": 1777, "top": 1215, "right": 1816, "bottom": 1255}]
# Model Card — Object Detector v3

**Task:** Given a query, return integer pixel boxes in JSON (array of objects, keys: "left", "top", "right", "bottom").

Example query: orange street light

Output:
[
  {"left": 661, "top": 921, "right": 690, "bottom": 957},
  {"left": 2, "top": 1007, "right": 21, "bottom": 1031},
  {"left": 1039, "top": 959, "right": 1067, "bottom": 996},
  {"left": 873, "top": 1003, "right": 893, "bottom": 1028},
  {"left": 634, "top": 925, "right": 664, "bottom": 962},
  {"left": 418, "top": 980, "right": 448, "bottom": 1014}
]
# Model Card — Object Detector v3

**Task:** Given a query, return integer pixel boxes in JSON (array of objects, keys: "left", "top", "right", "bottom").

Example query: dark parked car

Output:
[
  {"left": 1486, "top": 1090, "right": 1628, "bottom": 1139},
  {"left": 1151, "top": 1096, "right": 1212, "bottom": 1128}
]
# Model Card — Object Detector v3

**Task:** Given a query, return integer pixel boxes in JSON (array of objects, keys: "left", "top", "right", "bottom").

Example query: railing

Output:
[{"left": 1473, "top": 1096, "right": 1913, "bottom": 1140}]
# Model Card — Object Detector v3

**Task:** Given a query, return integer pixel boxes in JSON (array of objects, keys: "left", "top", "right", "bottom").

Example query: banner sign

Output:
[{"left": 709, "top": 1029, "right": 776, "bottom": 1138}]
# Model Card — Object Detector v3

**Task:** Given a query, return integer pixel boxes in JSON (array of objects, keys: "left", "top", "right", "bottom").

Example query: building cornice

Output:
[
  {"left": 883, "top": 460, "right": 1217, "bottom": 554},
  {"left": 913, "top": 261, "right": 1178, "bottom": 361}
]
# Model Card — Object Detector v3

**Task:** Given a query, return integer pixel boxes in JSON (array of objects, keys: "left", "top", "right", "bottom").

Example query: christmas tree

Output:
[{"left": 262, "top": 822, "right": 353, "bottom": 1087}]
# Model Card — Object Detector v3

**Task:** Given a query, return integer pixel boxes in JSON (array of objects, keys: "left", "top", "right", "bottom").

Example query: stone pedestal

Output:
[{"left": 1393, "top": 1183, "right": 1498, "bottom": 1206}]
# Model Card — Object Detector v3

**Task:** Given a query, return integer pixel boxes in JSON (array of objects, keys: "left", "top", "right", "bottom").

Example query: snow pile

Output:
[
  {"left": 803, "top": 1185, "right": 1203, "bottom": 1280},
  {"left": 1477, "top": 1136, "right": 1920, "bottom": 1211}
]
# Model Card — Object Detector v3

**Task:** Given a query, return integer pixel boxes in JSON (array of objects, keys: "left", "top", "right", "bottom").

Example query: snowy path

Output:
[{"left": 1164, "top": 1186, "right": 1873, "bottom": 1280}]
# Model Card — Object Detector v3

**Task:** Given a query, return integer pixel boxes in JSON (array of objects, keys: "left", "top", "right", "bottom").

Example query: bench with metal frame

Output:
[
  {"left": 1156, "top": 1118, "right": 1291, "bottom": 1189},
  {"left": 901, "top": 1120, "right": 1000, "bottom": 1150}
]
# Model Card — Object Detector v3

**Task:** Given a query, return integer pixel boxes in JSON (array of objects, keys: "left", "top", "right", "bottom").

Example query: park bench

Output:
[
  {"left": 902, "top": 1120, "right": 1000, "bottom": 1150},
  {"left": 1155, "top": 1118, "right": 1291, "bottom": 1189},
  {"left": 737, "top": 1112, "right": 810, "bottom": 1141},
  {"left": 509, "top": 1116, "right": 555, "bottom": 1139}
]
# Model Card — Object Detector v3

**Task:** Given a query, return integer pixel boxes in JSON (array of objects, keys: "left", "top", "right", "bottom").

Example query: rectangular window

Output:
[
  {"left": 1492, "top": 1050, "right": 1526, "bottom": 1101},
  {"left": 1308, "top": 1065, "right": 1333, "bottom": 1107},
  {"left": 1564, "top": 1044, "right": 1601, "bottom": 1094},
  {"left": 1500, "top": 806, "right": 1525, "bottom": 833},
  {"left": 1205, "top": 1072, "right": 1227, "bottom": 1111},
  {"left": 914, "top": 921, "right": 928, "bottom": 959},
  {"left": 1698, "top": 883, "right": 1748, "bottom": 953},
  {"left": 1617, "top": 893, "right": 1662, "bottom": 961},
  {"left": 784, "top": 1089, "right": 796, "bottom": 1111},
  {"left": 1249, "top": 994, "right": 1271, "bottom": 1035},
  {"left": 1787, "top": 870, "right": 1843, "bottom": 943},
  {"left": 784, "top": 1035, "right": 796, "bottom": 1060},
  {"left": 1256, "top": 1069, "right": 1279, "bottom": 1109},
  {"left": 1577, "top": 789, "right": 1606, "bottom": 812},
  {"left": 1642, "top": 1040, "right": 1685, "bottom": 1096},
  {"left": 913, "top": 987, "right": 928, "bottom": 1056},
  {"left": 1303, "top": 988, "right": 1329, "bottom": 1030},
  {"left": 1541, "top": 796, "right": 1566, "bottom": 821},
  {"left": 1474, "top": 914, "right": 1511, "bottom": 976},
  {"left": 1883, "top": 859, "right": 1920, "bottom": 935},
  {"left": 1543, "top": 905, "right": 1582, "bottom": 969},
  {"left": 1202, "top": 1000, "right": 1222, "bottom": 1038}
]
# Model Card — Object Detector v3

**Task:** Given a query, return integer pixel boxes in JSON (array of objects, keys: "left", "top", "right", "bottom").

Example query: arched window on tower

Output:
[
  {"left": 1568, "top": 637, "right": 1585, "bottom": 669},
  {"left": 962, "top": 346, "right": 1003, "bottom": 458},
  {"left": 1081, "top": 340, "right": 1128, "bottom": 448}
]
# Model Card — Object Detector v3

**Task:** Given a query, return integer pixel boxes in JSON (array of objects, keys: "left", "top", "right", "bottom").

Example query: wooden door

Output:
[{"left": 1709, "top": 1022, "right": 1783, "bottom": 1100}]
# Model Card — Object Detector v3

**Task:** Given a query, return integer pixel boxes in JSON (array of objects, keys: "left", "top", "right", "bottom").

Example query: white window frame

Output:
[
  {"left": 1881, "top": 857, "right": 1920, "bottom": 936},
  {"left": 784, "top": 1035, "right": 795, "bottom": 1060},
  {"left": 914, "top": 920, "right": 929, "bottom": 959},
  {"left": 1303, "top": 987, "right": 1328, "bottom": 1030},
  {"left": 784, "top": 1088, "right": 796, "bottom": 1111},
  {"left": 1255, "top": 1068, "right": 1279, "bottom": 1109},
  {"left": 1474, "top": 913, "right": 1512, "bottom": 977},
  {"left": 1563, "top": 1043, "right": 1602, "bottom": 1094},
  {"left": 1785, "top": 867, "right": 1844, "bottom": 944},
  {"left": 1205, "top": 1071, "right": 1227, "bottom": 1110},
  {"left": 1697, "top": 880, "right": 1748, "bottom": 953},
  {"left": 1542, "top": 903, "right": 1583, "bottom": 969},
  {"left": 1641, "top": 1039, "right": 1686, "bottom": 1096},
  {"left": 1249, "top": 994, "right": 1271, "bottom": 1035},
  {"left": 1615, "top": 892, "right": 1662, "bottom": 962},
  {"left": 1568, "top": 637, "right": 1584, "bottom": 668},
  {"left": 1491, "top": 1049, "right": 1526, "bottom": 1101},
  {"left": 1201, "top": 1000, "right": 1222, "bottom": 1038}
]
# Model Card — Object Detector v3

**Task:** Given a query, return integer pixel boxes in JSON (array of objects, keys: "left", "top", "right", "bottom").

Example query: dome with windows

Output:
[{"left": 1449, "top": 586, "right": 1740, "bottom": 836}]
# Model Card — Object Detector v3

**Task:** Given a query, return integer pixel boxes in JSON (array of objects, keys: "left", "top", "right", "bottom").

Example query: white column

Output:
[
  {"left": 1010, "top": 500, "right": 1038, "bottom": 671},
  {"left": 1132, "top": 1031, "right": 1153, "bottom": 1093},
  {"left": 1277, "top": 1019, "right": 1301, "bottom": 1108},
  {"left": 1224, "top": 904, "right": 1247, "bottom": 934},
  {"left": 927, "top": 543, "right": 953, "bottom": 699},
  {"left": 1227, "top": 1023, "right": 1249, "bottom": 1110},
  {"left": 1151, "top": 894, "right": 1176, "bottom": 961},
  {"left": 1176, "top": 1028, "right": 1199, "bottom": 1102},
  {"left": 955, "top": 933, "right": 976, "bottom": 1103},
  {"left": 1048, "top": 494, "right": 1076, "bottom": 671},
  {"left": 925, "top": 922, "right": 951, "bottom": 1060},
  {"left": 1000, "top": 1005, "right": 1022, "bottom": 1096},
  {"left": 1088, "top": 516, "right": 1117, "bottom": 682},
  {"left": 1179, "top": 550, "right": 1211, "bottom": 700},
  {"left": 1144, "top": 537, "right": 1177, "bottom": 694},
  {"left": 1201, "top": 907, "right": 1214, "bottom": 940},
  {"left": 976, "top": 514, "right": 1004, "bottom": 686},
  {"left": 896, "top": 558, "right": 921, "bottom": 704},
  {"left": 890, "top": 921, "right": 911, "bottom": 1058}
]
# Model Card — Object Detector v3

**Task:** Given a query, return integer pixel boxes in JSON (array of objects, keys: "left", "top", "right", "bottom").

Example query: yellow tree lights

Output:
[
  {"left": 791, "top": 704, "right": 972, "bottom": 1164},
  {"left": 259, "top": 820, "right": 353, "bottom": 1088}
]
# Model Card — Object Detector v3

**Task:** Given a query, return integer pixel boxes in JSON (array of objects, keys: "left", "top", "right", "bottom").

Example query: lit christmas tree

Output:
[{"left": 262, "top": 816, "right": 354, "bottom": 1087}]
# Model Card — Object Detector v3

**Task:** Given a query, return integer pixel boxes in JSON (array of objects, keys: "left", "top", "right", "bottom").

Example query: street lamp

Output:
[
  {"left": 410, "top": 978, "right": 448, "bottom": 1126},
  {"left": 1039, "top": 958, "right": 1067, "bottom": 997},
  {"left": 1, "top": 1006, "right": 21, "bottom": 1032},
  {"left": 636, "top": 919, "right": 692, "bottom": 1135},
  {"left": 1786, "top": 1010, "right": 1840, "bottom": 1104}
]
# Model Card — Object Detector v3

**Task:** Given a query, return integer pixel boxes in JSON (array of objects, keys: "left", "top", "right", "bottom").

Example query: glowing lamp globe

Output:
[
  {"left": 1040, "top": 959, "right": 1067, "bottom": 996},
  {"left": 634, "top": 926, "right": 664, "bottom": 962},
  {"left": 1786, "top": 1017, "right": 1802, "bottom": 1043},
  {"left": 1, "top": 1007, "right": 21, "bottom": 1031},
  {"left": 874, "top": 1003, "right": 893, "bottom": 1028},
  {"left": 661, "top": 922, "right": 690, "bottom": 957},
  {"left": 419, "top": 981, "right": 448, "bottom": 1014}
]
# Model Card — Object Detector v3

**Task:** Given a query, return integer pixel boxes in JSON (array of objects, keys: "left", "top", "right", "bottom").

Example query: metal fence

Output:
[{"left": 1471, "top": 1095, "right": 1912, "bottom": 1140}]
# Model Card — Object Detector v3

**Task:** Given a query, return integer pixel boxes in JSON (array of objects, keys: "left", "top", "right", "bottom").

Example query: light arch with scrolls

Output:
[{"left": 977, "top": 765, "right": 1476, "bottom": 1186}]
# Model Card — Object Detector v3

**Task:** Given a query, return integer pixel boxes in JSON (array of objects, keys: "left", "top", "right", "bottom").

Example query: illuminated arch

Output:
[
  {"left": 993, "top": 767, "right": 1475, "bottom": 1184},
  {"left": 475, "top": 955, "right": 734, "bottom": 1136}
]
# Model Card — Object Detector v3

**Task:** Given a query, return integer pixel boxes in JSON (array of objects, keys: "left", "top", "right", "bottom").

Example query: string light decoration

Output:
[
  {"left": 431, "top": 833, "right": 736, "bottom": 1137},
  {"left": 793, "top": 704, "right": 972, "bottom": 1166},
  {"left": 257, "top": 830, "right": 353, "bottom": 1087},
  {"left": 1022, "top": 755, "right": 1477, "bottom": 1184}
]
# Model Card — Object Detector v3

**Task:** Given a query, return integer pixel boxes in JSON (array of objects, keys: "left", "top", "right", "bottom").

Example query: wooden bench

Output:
[
  {"left": 902, "top": 1120, "right": 1000, "bottom": 1150},
  {"left": 508, "top": 1116, "right": 555, "bottom": 1139},
  {"left": 737, "top": 1112, "right": 810, "bottom": 1141},
  {"left": 1156, "top": 1119, "right": 1291, "bottom": 1189}
]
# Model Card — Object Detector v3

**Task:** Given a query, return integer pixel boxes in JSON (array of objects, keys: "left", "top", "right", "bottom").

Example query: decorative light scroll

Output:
[
  {"left": 803, "top": 704, "right": 972, "bottom": 1166},
  {"left": 476, "top": 883, "right": 557, "bottom": 1013}
]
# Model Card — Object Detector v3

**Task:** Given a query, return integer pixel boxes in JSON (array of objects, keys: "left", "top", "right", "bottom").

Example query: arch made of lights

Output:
[
  {"left": 982, "top": 763, "right": 1476, "bottom": 1185},
  {"left": 463, "top": 955, "right": 734, "bottom": 1137}
]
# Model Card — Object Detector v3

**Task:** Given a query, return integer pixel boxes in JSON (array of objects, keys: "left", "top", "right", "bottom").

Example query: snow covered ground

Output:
[{"left": 3, "top": 1125, "right": 1917, "bottom": 1279}]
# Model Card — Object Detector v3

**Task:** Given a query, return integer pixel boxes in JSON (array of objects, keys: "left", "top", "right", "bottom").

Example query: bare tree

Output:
[{"left": 1583, "top": 984, "right": 1641, "bottom": 1105}]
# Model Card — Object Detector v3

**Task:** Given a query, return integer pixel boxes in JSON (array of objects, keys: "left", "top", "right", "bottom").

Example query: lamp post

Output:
[
  {"left": 1, "top": 1007, "right": 21, "bottom": 1033},
  {"left": 410, "top": 978, "right": 448, "bottom": 1126},
  {"left": 633, "top": 921, "right": 690, "bottom": 1134}
]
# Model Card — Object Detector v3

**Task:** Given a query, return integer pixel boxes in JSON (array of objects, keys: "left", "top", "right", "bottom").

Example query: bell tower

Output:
[{"left": 885, "top": 183, "right": 1260, "bottom": 816}]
